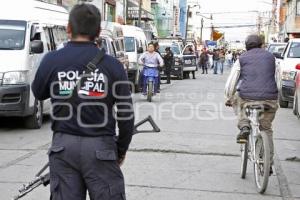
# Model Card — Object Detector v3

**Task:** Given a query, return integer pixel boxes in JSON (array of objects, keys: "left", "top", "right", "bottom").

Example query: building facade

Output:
[
  {"left": 151, "top": 0, "right": 174, "bottom": 37},
  {"left": 279, "top": 0, "right": 300, "bottom": 39}
]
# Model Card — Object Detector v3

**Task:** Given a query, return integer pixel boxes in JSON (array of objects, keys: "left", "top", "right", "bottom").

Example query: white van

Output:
[
  {"left": 0, "top": 0, "right": 68, "bottom": 128},
  {"left": 122, "top": 25, "right": 148, "bottom": 91}
]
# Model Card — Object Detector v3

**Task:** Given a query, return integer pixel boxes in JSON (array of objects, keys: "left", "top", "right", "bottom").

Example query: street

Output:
[{"left": 0, "top": 68, "right": 299, "bottom": 200}]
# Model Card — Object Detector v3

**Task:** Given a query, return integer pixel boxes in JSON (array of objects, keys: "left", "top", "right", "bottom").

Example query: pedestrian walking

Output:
[
  {"left": 32, "top": 4, "right": 134, "bottom": 200},
  {"left": 213, "top": 49, "right": 220, "bottom": 74},
  {"left": 218, "top": 49, "right": 226, "bottom": 74},
  {"left": 226, "top": 50, "right": 233, "bottom": 67},
  {"left": 163, "top": 47, "right": 174, "bottom": 84},
  {"left": 199, "top": 48, "right": 209, "bottom": 74}
]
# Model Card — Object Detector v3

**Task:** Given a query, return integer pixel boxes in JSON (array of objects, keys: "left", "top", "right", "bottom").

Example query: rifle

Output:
[{"left": 12, "top": 116, "right": 160, "bottom": 200}]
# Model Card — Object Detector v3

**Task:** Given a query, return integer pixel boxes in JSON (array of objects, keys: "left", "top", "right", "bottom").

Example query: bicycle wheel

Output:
[
  {"left": 240, "top": 140, "right": 248, "bottom": 179},
  {"left": 147, "top": 81, "right": 153, "bottom": 102},
  {"left": 253, "top": 131, "right": 270, "bottom": 194}
]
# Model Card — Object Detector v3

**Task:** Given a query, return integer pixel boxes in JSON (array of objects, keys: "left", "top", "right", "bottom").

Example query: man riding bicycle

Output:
[
  {"left": 138, "top": 42, "right": 164, "bottom": 95},
  {"left": 225, "top": 34, "right": 279, "bottom": 172}
]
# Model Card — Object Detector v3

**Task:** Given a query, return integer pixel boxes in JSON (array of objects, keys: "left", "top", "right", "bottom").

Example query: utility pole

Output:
[
  {"left": 185, "top": 5, "right": 190, "bottom": 44},
  {"left": 257, "top": 13, "right": 262, "bottom": 34},
  {"left": 123, "top": 0, "right": 127, "bottom": 24},
  {"left": 138, "top": 0, "right": 142, "bottom": 27},
  {"left": 200, "top": 18, "right": 204, "bottom": 44}
]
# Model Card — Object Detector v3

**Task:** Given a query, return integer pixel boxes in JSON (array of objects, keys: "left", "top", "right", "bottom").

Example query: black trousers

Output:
[
  {"left": 49, "top": 133, "right": 126, "bottom": 200},
  {"left": 165, "top": 66, "right": 171, "bottom": 83}
]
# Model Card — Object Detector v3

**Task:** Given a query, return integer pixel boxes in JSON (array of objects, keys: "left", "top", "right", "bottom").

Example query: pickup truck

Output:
[{"left": 275, "top": 38, "right": 300, "bottom": 108}]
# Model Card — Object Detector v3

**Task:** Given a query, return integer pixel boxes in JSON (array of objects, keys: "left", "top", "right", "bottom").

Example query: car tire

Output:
[
  {"left": 279, "top": 94, "right": 289, "bottom": 108},
  {"left": 25, "top": 100, "right": 43, "bottom": 129}
]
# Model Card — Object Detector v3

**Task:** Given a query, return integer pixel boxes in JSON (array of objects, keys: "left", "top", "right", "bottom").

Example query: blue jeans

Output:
[
  {"left": 213, "top": 60, "right": 218, "bottom": 73},
  {"left": 218, "top": 61, "right": 224, "bottom": 74}
]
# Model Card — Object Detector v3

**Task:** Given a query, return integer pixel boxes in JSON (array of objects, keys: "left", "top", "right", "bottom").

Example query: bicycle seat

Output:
[{"left": 246, "top": 104, "right": 272, "bottom": 111}]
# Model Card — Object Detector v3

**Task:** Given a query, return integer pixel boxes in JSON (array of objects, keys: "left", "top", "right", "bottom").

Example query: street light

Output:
[{"left": 195, "top": 13, "right": 212, "bottom": 44}]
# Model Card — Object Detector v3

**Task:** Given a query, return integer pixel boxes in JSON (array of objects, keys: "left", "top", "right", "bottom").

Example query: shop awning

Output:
[{"left": 127, "top": 1, "right": 154, "bottom": 20}]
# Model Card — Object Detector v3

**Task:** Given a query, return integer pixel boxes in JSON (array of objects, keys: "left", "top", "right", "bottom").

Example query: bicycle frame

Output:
[
  {"left": 242, "top": 106, "right": 271, "bottom": 193},
  {"left": 247, "top": 108, "right": 261, "bottom": 164}
]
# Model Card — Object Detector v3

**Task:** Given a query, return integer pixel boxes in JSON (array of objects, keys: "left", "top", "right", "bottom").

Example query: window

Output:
[
  {"left": 297, "top": 0, "right": 300, "bottom": 16},
  {"left": 288, "top": 42, "right": 300, "bottom": 58},
  {"left": 124, "top": 37, "right": 135, "bottom": 52},
  {"left": 111, "top": 41, "right": 116, "bottom": 57},
  {"left": 0, "top": 20, "right": 26, "bottom": 50}
]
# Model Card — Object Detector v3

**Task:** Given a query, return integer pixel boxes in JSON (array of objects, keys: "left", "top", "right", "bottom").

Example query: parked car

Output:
[
  {"left": 122, "top": 25, "right": 148, "bottom": 91},
  {"left": 275, "top": 39, "right": 300, "bottom": 108},
  {"left": 293, "top": 64, "right": 300, "bottom": 118},
  {"left": 0, "top": 0, "right": 68, "bottom": 129},
  {"left": 101, "top": 22, "right": 128, "bottom": 69},
  {"left": 182, "top": 43, "right": 198, "bottom": 78}
]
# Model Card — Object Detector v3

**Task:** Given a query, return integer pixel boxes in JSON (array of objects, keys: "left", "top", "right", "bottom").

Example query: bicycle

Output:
[{"left": 240, "top": 104, "right": 272, "bottom": 194}]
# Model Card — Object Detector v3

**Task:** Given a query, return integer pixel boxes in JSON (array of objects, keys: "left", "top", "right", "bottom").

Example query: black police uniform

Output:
[
  {"left": 163, "top": 50, "right": 174, "bottom": 84},
  {"left": 32, "top": 41, "right": 134, "bottom": 200}
]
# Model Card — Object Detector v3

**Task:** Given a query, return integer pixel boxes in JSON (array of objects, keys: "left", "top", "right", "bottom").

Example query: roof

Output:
[{"left": 0, "top": 0, "right": 68, "bottom": 26}]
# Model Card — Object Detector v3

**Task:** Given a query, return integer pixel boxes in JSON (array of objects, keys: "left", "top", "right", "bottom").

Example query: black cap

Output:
[{"left": 245, "top": 34, "right": 263, "bottom": 50}]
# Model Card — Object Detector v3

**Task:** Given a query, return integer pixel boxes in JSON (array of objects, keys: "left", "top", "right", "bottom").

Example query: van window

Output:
[
  {"left": 135, "top": 39, "right": 139, "bottom": 51},
  {"left": 101, "top": 38, "right": 108, "bottom": 53},
  {"left": 43, "top": 27, "right": 52, "bottom": 51},
  {"left": 115, "top": 40, "right": 120, "bottom": 51},
  {"left": 52, "top": 26, "right": 67, "bottom": 48},
  {"left": 124, "top": 37, "right": 135, "bottom": 52},
  {"left": 0, "top": 20, "right": 26, "bottom": 50},
  {"left": 111, "top": 41, "right": 117, "bottom": 57},
  {"left": 45, "top": 28, "right": 56, "bottom": 51}
]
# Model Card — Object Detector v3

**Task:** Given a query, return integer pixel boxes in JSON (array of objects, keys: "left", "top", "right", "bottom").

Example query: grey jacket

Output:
[{"left": 237, "top": 48, "right": 278, "bottom": 100}]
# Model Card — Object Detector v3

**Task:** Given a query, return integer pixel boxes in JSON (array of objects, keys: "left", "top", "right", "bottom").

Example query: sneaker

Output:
[{"left": 237, "top": 127, "right": 250, "bottom": 144}]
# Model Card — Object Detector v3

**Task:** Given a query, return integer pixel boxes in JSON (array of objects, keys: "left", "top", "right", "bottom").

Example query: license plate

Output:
[{"left": 185, "top": 60, "right": 192, "bottom": 64}]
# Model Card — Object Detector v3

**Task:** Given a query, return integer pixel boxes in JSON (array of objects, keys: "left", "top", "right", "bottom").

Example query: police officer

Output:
[
  {"left": 163, "top": 47, "right": 173, "bottom": 84},
  {"left": 32, "top": 4, "right": 134, "bottom": 200}
]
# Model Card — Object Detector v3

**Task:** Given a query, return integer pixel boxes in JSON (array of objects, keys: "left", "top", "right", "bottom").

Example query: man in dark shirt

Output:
[
  {"left": 163, "top": 47, "right": 174, "bottom": 84},
  {"left": 32, "top": 4, "right": 134, "bottom": 200}
]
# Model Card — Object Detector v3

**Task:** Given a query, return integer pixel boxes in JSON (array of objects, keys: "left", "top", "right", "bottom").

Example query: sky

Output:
[{"left": 191, "top": 0, "right": 274, "bottom": 41}]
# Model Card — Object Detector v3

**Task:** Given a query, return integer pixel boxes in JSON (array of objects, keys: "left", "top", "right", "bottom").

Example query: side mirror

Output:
[
  {"left": 30, "top": 40, "right": 44, "bottom": 54},
  {"left": 137, "top": 47, "right": 144, "bottom": 54},
  {"left": 296, "top": 64, "right": 300, "bottom": 70},
  {"left": 273, "top": 52, "right": 283, "bottom": 59}
]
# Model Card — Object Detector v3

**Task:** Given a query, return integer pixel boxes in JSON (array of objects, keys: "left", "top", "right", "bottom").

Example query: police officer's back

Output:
[{"left": 32, "top": 4, "right": 134, "bottom": 200}]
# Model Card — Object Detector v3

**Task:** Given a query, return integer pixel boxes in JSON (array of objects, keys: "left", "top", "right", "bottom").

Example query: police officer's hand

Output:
[{"left": 118, "top": 155, "right": 126, "bottom": 167}]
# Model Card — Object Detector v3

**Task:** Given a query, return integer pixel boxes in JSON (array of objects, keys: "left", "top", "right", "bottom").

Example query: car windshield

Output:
[
  {"left": 159, "top": 44, "right": 181, "bottom": 55},
  {"left": 268, "top": 44, "right": 286, "bottom": 53},
  {"left": 0, "top": 20, "right": 26, "bottom": 50},
  {"left": 124, "top": 37, "right": 135, "bottom": 52},
  {"left": 288, "top": 42, "right": 300, "bottom": 58}
]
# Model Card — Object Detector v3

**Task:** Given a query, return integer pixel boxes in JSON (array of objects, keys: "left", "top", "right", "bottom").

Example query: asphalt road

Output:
[{"left": 0, "top": 68, "right": 299, "bottom": 200}]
